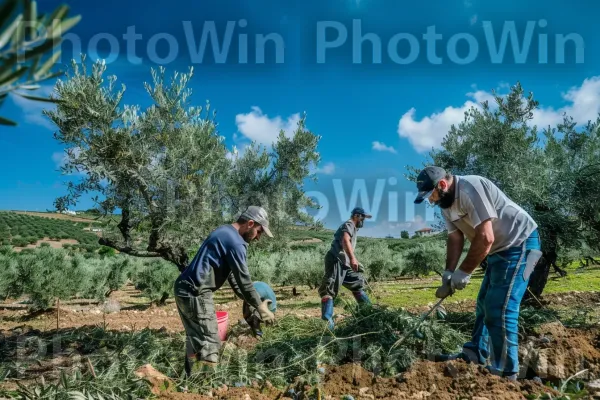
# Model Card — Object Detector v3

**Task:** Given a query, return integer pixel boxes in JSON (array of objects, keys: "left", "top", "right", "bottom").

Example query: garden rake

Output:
[{"left": 388, "top": 295, "right": 447, "bottom": 352}]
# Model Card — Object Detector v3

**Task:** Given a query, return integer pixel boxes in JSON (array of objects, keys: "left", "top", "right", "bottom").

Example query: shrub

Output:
[
  {"left": 356, "top": 241, "right": 404, "bottom": 281},
  {"left": 105, "top": 257, "right": 134, "bottom": 296},
  {"left": 247, "top": 250, "right": 282, "bottom": 284},
  {"left": 281, "top": 245, "right": 327, "bottom": 289},
  {"left": 0, "top": 252, "right": 18, "bottom": 301},
  {"left": 10, "top": 237, "right": 29, "bottom": 247},
  {"left": 3, "top": 247, "right": 89, "bottom": 310},
  {"left": 402, "top": 242, "right": 446, "bottom": 277},
  {"left": 79, "top": 258, "right": 112, "bottom": 301},
  {"left": 98, "top": 246, "right": 116, "bottom": 257},
  {"left": 132, "top": 260, "right": 180, "bottom": 305}
]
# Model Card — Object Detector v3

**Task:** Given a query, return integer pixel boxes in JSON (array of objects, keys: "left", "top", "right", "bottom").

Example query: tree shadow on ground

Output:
[{"left": 0, "top": 324, "right": 182, "bottom": 382}]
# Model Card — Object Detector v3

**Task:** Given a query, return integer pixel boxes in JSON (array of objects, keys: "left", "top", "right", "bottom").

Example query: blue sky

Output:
[{"left": 1, "top": 0, "right": 599, "bottom": 237}]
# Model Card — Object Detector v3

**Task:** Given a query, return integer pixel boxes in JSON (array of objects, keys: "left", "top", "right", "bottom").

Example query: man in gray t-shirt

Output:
[
  {"left": 317, "top": 207, "right": 372, "bottom": 329},
  {"left": 413, "top": 166, "right": 542, "bottom": 380},
  {"left": 440, "top": 175, "right": 537, "bottom": 255}
]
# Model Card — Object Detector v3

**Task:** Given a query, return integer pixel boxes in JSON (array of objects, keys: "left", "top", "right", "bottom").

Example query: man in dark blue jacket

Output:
[{"left": 174, "top": 206, "right": 275, "bottom": 375}]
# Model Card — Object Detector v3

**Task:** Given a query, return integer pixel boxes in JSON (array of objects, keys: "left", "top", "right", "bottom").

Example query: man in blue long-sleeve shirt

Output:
[{"left": 174, "top": 206, "right": 276, "bottom": 375}]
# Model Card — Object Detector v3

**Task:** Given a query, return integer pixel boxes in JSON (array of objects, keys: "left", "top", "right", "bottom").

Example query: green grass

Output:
[
  {"left": 372, "top": 266, "right": 600, "bottom": 308},
  {"left": 544, "top": 267, "right": 600, "bottom": 293},
  {"left": 375, "top": 276, "right": 481, "bottom": 308}
]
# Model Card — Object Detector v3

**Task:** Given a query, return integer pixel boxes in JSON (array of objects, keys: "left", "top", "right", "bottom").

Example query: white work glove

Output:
[
  {"left": 450, "top": 269, "right": 471, "bottom": 290},
  {"left": 435, "top": 270, "right": 455, "bottom": 299},
  {"left": 256, "top": 299, "right": 275, "bottom": 325}
]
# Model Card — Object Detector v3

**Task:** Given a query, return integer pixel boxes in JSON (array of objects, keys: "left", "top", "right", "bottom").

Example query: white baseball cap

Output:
[{"left": 240, "top": 206, "right": 273, "bottom": 238}]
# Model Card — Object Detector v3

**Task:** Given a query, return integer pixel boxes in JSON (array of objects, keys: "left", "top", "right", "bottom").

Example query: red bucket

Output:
[{"left": 216, "top": 311, "right": 229, "bottom": 341}]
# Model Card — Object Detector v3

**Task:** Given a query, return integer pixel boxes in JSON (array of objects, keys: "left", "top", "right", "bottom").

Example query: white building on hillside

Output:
[{"left": 414, "top": 227, "right": 435, "bottom": 237}]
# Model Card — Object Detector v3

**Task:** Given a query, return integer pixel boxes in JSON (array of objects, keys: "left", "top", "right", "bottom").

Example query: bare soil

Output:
[
  {"left": 320, "top": 362, "right": 557, "bottom": 400},
  {"left": 521, "top": 322, "right": 600, "bottom": 380},
  {"left": 12, "top": 237, "right": 79, "bottom": 252},
  {"left": 0, "top": 285, "right": 321, "bottom": 333},
  {"left": 157, "top": 361, "right": 559, "bottom": 399},
  {"left": 12, "top": 211, "right": 97, "bottom": 223},
  {"left": 540, "top": 291, "right": 600, "bottom": 308}
]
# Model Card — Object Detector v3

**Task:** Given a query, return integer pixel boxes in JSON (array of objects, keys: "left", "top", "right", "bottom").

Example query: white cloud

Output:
[
  {"left": 464, "top": 0, "right": 473, "bottom": 7},
  {"left": 470, "top": 14, "right": 478, "bottom": 25},
  {"left": 52, "top": 151, "right": 67, "bottom": 169},
  {"left": 398, "top": 76, "right": 600, "bottom": 153},
  {"left": 530, "top": 76, "right": 600, "bottom": 129},
  {"left": 372, "top": 141, "right": 397, "bottom": 154},
  {"left": 9, "top": 85, "right": 56, "bottom": 130},
  {"left": 316, "top": 162, "right": 335, "bottom": 175},
  {"left": 235, "top": 106, "right": 301, "bottom": 146},
  {"left": 397, "top": 91, "right": 486, "bottom": 153},
  {"left": 225, "top": 147, "right": 238, "bottom": 161}
]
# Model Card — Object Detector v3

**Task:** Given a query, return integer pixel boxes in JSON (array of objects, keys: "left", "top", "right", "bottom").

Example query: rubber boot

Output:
[
  {"left": 321, "top": 297, "right": 334, "bottom": 330},
  {"left": 352, "top": 290, "right": 371, "bottom": 305},
  {"left": 185, "top": 354, "right": 217, "bottom": 377}
]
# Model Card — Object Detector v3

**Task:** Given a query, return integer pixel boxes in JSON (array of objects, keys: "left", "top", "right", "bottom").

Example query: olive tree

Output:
[
  {"left": 0, "top": 0, "right": 80, "bottom": 126},
  {"left": 46, "top": 58, "right": 322, "bottom": 270}
]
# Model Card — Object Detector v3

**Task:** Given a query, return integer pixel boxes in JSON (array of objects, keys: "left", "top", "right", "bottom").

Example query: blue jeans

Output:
[{"left": 462, "top": 229, "right": 541, "bottom": 376}]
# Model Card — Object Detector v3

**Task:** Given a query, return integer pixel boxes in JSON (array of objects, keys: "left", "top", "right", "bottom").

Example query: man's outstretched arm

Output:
[
  {"left": 457, "top": 219, "right": 494, "bottom": 274},
  {"left": 446, "top": 230, "right": 465, "bottom": 272},
  {"left": 227, "top": 245, "right": 262, "bottom": 309}
]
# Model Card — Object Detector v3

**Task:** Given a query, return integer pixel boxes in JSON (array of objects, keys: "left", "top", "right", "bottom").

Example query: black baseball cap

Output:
[
  {"left": 351, "top": 207, "right": 372, "bottom": 218},
  {"left": 414, "top": 166, "right": 447, "bottom": 204}
]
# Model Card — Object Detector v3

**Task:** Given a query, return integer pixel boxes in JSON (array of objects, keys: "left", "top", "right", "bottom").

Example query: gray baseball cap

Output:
[{"left": 240, "top": 206, "right": 273, "bottom": 237}]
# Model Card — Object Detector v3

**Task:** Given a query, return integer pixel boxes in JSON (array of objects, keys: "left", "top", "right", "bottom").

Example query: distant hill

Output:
[
  {"left": 286, "top": 224, "right": 446, "bottom": 250},
  {"left": 0, "top": 211, "right": 446, "bottom": 254},
  {"left": 0, "top": 211, "right": 104, "bottom": 252}
]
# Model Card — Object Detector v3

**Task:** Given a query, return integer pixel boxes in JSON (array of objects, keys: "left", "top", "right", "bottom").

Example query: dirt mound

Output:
[
  {"left": 317, "top": 361, "right": 556, "bottom": 400},
  {"left": 397, "top": 361, "right": 555, "bottom": 400},
  {"left": 158, "top": 360, "right": 557, "bottom": 399},
  {"left": 520, "top": 322, "right": 600, "bottom": 380}
]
